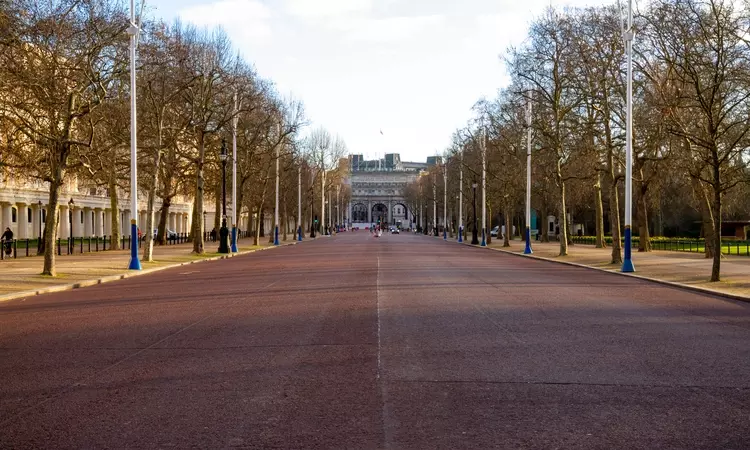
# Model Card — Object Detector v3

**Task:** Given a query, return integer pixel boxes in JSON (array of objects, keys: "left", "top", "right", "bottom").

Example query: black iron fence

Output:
[
  {"left": 570, "top": 236, "right": 750, "bottom": 256},
  {"left": 1, "top": 230, "right": 252, "bottom": 260}
]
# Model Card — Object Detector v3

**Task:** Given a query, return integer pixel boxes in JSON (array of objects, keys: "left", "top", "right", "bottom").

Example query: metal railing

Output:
[
  {"left": 570, "top": 236, "right": 750, "bottom": 256},
  {"left": 0, "top": 231, "right": 252, "bottom": 260}
]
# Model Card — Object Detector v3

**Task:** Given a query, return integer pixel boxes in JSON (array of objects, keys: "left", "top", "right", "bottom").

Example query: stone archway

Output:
[
  {"left": 392, "top": 203, "right": 408, "bottom": 226},
  {"left": 352, "top": 203, "right": 367, "bottom": 222},
  {"left": 372, "top": 203, "right": 387, "bottom": 225}
]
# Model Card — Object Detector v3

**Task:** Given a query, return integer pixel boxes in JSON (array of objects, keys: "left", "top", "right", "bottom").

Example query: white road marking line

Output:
[{"left": 377, "top": 255, "right": 382, "bottom": 379}]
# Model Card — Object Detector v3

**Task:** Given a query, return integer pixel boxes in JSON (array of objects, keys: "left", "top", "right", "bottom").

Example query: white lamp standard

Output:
[
  {"left": 297, "top": 164, "right": 302, "bottom": 241},
  {"left": 231, "top": 93, "right": 238, "bottom": 252},
  {"left": 126, "top": 0, "right": 141, "bottom": 270},
  {"left": 458, "top": 148, "right": 463, "bottom": 242},
  {"left": 481, "top": 128, "right": 487, "bottom": 247},
  {"left": 524, "top": 98, "right": 533, "bottom": 255},
  {"left": 622, "top": 0, "right": 635, "bottom": 272},
  {"left": 443, "top": 162, "right": 447, "bottom": 240},
  {"left": 274, "top": 125, "right": 280, "bottom": 246}
]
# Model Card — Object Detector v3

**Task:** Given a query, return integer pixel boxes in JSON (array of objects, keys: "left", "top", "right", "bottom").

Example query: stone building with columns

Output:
[
  {"left": 347, "top": 153, "right": 431, "bottom": 229},
  {"left": 0, "top": 175, "right": 199, "bottom": 241}
]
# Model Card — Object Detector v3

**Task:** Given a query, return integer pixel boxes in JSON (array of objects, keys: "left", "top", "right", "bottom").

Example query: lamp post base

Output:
[
  {"left": 458, "top": 227, "right": 463, "bottom": 243},
  {"left": 298, "top": 226, "right": 303, "bottom": 241},
  {"left": 481, "top": 229, "right": 486, "bottom": 247},
  {"left": 128, "top": 222, "right": 141, "bottom": 270},
  {"left": 524, "top": 227, "right": 533, "bottom": 254},
  {"left": 622, "top": 227, "right": 635, "bottom": 272},
  {"left": 231, "top": 226, "right": 238, "bottom": 253},
  {"left": 274, "top": 225, "right": 279, "bottom": 246}
]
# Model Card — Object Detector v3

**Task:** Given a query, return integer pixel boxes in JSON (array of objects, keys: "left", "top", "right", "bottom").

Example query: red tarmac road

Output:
[{"left": 1, "top": 232, "right": 749, "bottom": 449}]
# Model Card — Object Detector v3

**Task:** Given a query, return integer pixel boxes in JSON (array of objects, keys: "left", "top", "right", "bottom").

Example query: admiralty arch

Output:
[{"left": 347, "top": 153, "right": 433, "bottom": 228}]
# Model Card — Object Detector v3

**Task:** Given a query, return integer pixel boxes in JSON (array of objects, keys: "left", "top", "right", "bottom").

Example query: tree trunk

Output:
[
  {"left": 637, "top": 171, "right": 651, "bottom": 252},
  {"left": 214, "top": 183, "right": 221, "bottom": 233},
  {"left": 283, "top": 204, "right": 288, "bottom": 241},
  {"left": 692, "top": 177, "right": 715, "bottom": 259},
  {"left": 254, "top": 201, "right": 264, "bottom": 246},
  {"left": 192, "top": 133, "right": 205, "bottom": 254},
  {"left": 503, "top": 205, "right": 511, "bottom": 247},
  {"left": 557, "top": 159, "right": 568, "bottom": 256},
  {"left": 42, "top": 174, "right": 62, "bottom": 276},
  {"left": 157, "top": 145, "right": 176, "bottom": 245},
  {"left": 711, "top": 163, "right": 722, "bottom": 282},
  {"left": 143, "top": 143, "right": 163, "bottom": 262},
  {"left": 595, "top": 172, "right": 606, "bottom": 248},
  {"left": 260, "top": 211, "right": 266, "bottom": 237},
  {"left": 608, "top": 174, "right": 622, "bottom": 264},
  {"left": 486, "top": 202, "right": 492, "bottom": 244},
  {"left": 108, "top": 178, "right": 121, "bottom": 250},
  {"left": 541, "top": 202, "right": 549, "bottom": 243},
  {"left": 156, "top": 198, "right": 170, "bottom": 245}
]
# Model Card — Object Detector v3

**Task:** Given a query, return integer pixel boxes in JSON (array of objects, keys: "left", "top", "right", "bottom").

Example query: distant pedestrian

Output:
[
  {"left": 210, "top": 228, "right": 217, "bottom": 241},
  {"left": 1, "top": 227, "right": 12, "bottom": 255}
]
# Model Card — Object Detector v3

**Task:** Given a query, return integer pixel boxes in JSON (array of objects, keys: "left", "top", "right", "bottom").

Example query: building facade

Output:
[
  {"left": 0, "top": 174, "right": 241, "bottom": 240},
  {"left": 347, "top": 153, "right": 430, "bottom": 228}
]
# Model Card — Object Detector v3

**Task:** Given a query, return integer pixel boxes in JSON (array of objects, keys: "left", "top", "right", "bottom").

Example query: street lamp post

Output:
[
  {"left": 274, "top": 127, "right": 280, "bottom": 246},
  {"left": 524, "top": 97, "right": 533, "bottom": 255},
  {"left": 126, "top": 0, "right": 141, "bottom": 270},
  {"left": 218, "top": 140, "right": 230, "bottom": 254},
  {"left": 231, "top": 93, "right": 238, "bottom": 253},
  {"left": 471, "top": 182, "right": 479, "bottom": 245},
  {"left": 297, "top": 165, "right": 303, "bottom": 241},
  {"left": 481, "top": 129, "right": 487, "bottom": 247},
  {"left": 203, "top": 211, "right": 207, "bottom": 241},
  {"left": 68, "top": 198, "right": 74, "bottom": 254},
  {"left": 433, "top": 174, "right": 438, "bottom": 236},
  {"left": 455, "top": 194, "right": 459, "bottom": 239},
  {"left": 443, "top": 163, "right": 447, "bottom": 240},
  {"left": 622, "top": 0, "right": 636, "bottom": 273},
  {"left": 459, "top": 148, "right": 464, "bottom": 243}
]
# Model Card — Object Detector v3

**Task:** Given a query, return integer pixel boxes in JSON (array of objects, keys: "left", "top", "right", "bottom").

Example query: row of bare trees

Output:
[
  {"left": 0, "top": 0, "right": 349, "bottom": 276},
  {"left": 406, "top": 0, "right": 750, "bottom": 282}
]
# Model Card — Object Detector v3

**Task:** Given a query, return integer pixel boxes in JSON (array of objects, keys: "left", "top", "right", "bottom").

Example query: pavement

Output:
[
  {"left": 0, "top": 236, "right": 293, "bottom": 299},
  {"left": 484, "top": 238, "right": 750, "bottom": 299},
  {"left": 0, "top": 232, "right": 748, "bottom": 449}
]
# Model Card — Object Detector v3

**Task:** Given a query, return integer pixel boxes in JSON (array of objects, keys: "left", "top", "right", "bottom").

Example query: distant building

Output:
[
  {"left": 346, "top": 153, "right": 433, "bottom": 228},
  {"left": 426, "top": 156, "right": 442, "bottom": 166}
]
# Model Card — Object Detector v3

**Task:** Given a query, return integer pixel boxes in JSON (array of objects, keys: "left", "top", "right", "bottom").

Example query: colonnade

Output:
[{"left": 0, "top": 201, "right": 192, "bottom": 240}]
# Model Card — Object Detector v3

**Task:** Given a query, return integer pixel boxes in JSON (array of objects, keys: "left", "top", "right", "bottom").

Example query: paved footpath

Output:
[
  {"left": 487, "top": 239, "right": 750, "bottom": 299},
  {"left": 0, "top": 237, "right": 276, "bottom": 298},
  {"left": 1, "top": 232, "right": 748, "bottom": 449}
]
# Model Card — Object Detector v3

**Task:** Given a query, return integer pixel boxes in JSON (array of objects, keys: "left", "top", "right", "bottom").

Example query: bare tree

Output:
[{"left": 0, "top": 0, "right": 127, "bottom": 275}]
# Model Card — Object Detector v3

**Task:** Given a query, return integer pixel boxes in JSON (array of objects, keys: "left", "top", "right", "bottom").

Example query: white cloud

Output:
[
  {"left": 284, "top": 0, "right": 373, "bottom": 18},
  {"left": 178, "top": 0, "right": 273, "bottom": 42},
  {"left": 333, "top": 14, "right": 445, "bottom": 42}
]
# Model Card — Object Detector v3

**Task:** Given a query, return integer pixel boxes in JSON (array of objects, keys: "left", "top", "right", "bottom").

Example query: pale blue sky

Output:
[{"left": 145, "top": 0, "right": 612, "bottom": 162}]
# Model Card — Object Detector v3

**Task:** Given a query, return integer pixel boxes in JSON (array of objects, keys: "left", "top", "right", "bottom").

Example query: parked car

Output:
[
  {"left": 490, "top": 226, "right": 500, "bottom": 237},
  {"left": 153, "top": 229, "right": 178, "bottom": 240},
  {"left": 391, "top": 228, "right": 400, "bottom": 234}
]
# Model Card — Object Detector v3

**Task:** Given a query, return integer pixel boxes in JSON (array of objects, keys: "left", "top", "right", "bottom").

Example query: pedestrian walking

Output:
[{"left": 1, "top": 227, "right": 13, "bottom": 256}]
